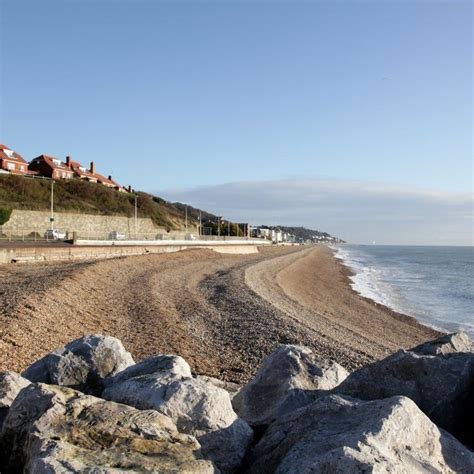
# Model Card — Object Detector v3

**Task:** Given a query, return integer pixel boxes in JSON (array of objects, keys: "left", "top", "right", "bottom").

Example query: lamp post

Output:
[
  {"left": 134, "top": 194, "right": 138, "bottom": 239},
  {"left": 50, "top": 180, "right": 54, "bottom": 227},
  {"left": 185, "top": 205, "right": 188, "bottom": 234}
]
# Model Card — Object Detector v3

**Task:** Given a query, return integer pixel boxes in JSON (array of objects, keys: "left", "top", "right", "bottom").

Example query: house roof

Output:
[
  {"left": 32, "top": 154, "right": 73, "bottom": 172},
  {"left": 95, "top": 172, "right": 121, "bottom": 188},
  {"left": 68, "top": 160, "right": 96, "bottom": 179},
  {"left": 31, "top": 154, "right": 122, "bottom": 188},
  {"left": 69, "top": 159, "right": 121, "bottom": 188},
  {"left": 0, "top": 144, "right": 28, "bottom": 164}
]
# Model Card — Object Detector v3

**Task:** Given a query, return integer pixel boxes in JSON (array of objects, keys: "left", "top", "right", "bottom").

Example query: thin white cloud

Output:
[{"left": 159, "top": 178, "right": 473, "bottom": 245}]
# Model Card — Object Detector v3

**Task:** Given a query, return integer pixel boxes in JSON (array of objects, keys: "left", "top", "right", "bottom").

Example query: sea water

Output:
[{"left": 334, "top": 245, "right": 474, "bottom": 337}]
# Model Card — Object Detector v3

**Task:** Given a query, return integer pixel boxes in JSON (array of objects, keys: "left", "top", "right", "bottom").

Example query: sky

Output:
[{"left": 0, "top": 0, "right": 472, "bottom": 244}]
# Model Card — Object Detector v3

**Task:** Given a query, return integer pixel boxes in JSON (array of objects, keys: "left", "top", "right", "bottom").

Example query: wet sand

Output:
[{"left": 0, "top": 245, "right": 439, "bottom": 383}]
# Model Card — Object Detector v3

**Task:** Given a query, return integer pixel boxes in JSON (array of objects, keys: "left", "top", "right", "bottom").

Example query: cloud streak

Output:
[{"left": 159, "top": 178, "right": 473, "bottom": 245}]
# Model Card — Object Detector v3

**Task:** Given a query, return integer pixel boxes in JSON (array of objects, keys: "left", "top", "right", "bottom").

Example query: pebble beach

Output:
[{"left": 0, "top": 245, "right": 439, "bottom": 382}]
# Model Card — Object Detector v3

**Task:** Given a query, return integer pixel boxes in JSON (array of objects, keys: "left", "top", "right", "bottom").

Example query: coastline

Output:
[
  {"left": 246, "top": 245, "right": 440, "bottom": 368},
  {"left": 0, "top": 245, "right": 440, "bottom": 381},
  {"left": 330, "top": 246, "right": 445, "bottom": 335}
]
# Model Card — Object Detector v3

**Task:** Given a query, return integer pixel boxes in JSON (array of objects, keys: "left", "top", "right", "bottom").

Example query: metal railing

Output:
[
  {"left": 0, "top": 228, "right": 256, "bottom": 243},
  {"left": 0, "top": 229, "right": 54, "bottom": 242}
]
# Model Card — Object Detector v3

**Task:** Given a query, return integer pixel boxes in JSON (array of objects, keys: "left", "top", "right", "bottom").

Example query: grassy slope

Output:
[
  {"left": 0, "top": 175, "right": 200, "bottom": 230},
  {"left": 0, "top": 175, "right": 339, "bottom": 239}
]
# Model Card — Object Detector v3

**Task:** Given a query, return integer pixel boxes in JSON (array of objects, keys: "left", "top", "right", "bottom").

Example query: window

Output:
[{"left": 7, "top": 162, "right": 15, "bottom": 170}]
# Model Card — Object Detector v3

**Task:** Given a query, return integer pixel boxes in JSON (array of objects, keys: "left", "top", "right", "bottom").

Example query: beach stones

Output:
[
  {"left": 0, "top": 372, "right": 30, "bottom": 430},
  {"left": 21, "top": 334, "right": 135, "bottom": 395},
  {"left": 333, "top": 346, "right": 474, "bottom": 448},
  {"left": 0, "top": 383, "right": 215, "bottom": 473},
  {"left": 104, "top": 361, "right": 253, "bottom": 472},
  {"left": 232, "top": 344, "right": 348, "bottom": 427},
  {"left": 248, "top": 394, "right": 474, "bottom": 473}
]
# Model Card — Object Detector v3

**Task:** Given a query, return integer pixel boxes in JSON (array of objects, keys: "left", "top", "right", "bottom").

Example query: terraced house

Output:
[
  {"left": 28, "top": 154, "right": 75, "bottom": 179},
  {"left": 0, "top": 144, "right": 29, "bottom": 175},
  {"left": 28, "top": 154, "right": 124, "bottom": 191}
]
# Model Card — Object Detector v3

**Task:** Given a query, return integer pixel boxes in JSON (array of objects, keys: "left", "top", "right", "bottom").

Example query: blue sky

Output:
[{"left": 1, "top": 0, "right": 472, "bottom": 244}]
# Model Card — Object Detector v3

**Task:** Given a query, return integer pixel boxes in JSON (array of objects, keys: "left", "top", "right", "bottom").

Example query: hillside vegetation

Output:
[
  {"left": 278, "top": 226, "right": 342, "bottom": 242},
  {"left": 0, "top": 175, "right": 341, "bottom": 240},
  {"left": 0, "top": 175, "right": 201, "bottom": 230}
]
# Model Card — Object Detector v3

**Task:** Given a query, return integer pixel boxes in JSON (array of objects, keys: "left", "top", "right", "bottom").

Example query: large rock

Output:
[
  {"left": 108, "top": 354, "right": 192, "bottom": 385},
  {"left": 198, "top": 375, "right": 241, "bottom": 399},
  {"left": 333, "top": 348, "right": 474, "bottom": 448},
  {"left": 232, "top": 345, "right": 348, "bottom": 426},
  {"left": 104, "top": 372, "right": 252, "bottom": 472},
  {"left": 0, "top": 372, "right": 30, "bottom": 429},
  {"left": 0, "top": 383, "right": 215, "bottom": 473},
  {"left": 410, "top": 331, "right": 473, "bottom": 355},
  {"left": 22, "top": 334, "right": 135, "bottom": 395},
  {"left": 249, "top": 394, "right": 474, "bottom": 473}
]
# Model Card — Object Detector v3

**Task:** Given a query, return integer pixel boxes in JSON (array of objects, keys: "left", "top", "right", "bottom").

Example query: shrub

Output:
[{"left": 0, "top": 207, "right": 12, "bottom": 225}]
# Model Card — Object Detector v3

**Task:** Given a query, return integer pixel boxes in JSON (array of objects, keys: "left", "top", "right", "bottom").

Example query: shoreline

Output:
[
  {"left": 246, "top": 245, "right": 440, "bottom": 370},
  {"left": 332, "top": 245, "right": 456, "bottom": 337},
  {"left": 0, "top": 245, "right": 440, "bottom": 381},
  {"left": 331, "top": 246, "right": 445, "bottom": 336}
]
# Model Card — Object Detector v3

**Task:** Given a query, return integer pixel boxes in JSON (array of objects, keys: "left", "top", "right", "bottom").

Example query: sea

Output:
[{"left": 333, "top": 245, "right": 474, "bottom": 337}]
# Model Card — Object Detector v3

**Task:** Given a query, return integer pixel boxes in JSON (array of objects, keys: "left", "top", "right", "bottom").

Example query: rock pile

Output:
[{"left": 0, "top": 333, "right": 473, "bottom": 473}]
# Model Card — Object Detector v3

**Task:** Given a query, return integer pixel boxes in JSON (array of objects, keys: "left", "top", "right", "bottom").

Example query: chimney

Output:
[
  {"left": 108, "top": 175, "right": 112, "bottom": 180},
  {"left": 90, "top": 161, "right": 96, "bottom": 175},
  {"left": 128, "top": 185, "right": 132, "bottom": 192},
  {"left": 66, "top": 156, "right": 71, "bottom": 167}
]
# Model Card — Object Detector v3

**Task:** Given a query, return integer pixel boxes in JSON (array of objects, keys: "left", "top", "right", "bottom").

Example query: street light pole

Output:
[
  {"left": 185, "top": 205, "right": 188, "bottom": 233},
  {"left": 50, "top": 180, "right": 54, "bottom": 227},
  {"left": 134, "top": 194, "right": 138, "bottom": 239},
  {"left": 217, "top": 217, "right": 220, "bottom": 237},
  {"left": 228, "top": 219, "right": 230, "bottom": 237}
]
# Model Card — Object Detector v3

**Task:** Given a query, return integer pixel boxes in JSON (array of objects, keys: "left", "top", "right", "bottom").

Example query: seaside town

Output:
[{"left": 0, "top": 142, "right": 342, "bottom": 245}]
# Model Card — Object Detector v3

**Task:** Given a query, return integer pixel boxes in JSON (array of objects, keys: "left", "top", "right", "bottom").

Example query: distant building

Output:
[
  {"left": 68, "top": 158, "right": 124, "bottom": 191},
  {"left": 29, "top": 155, "right": 75, "bottom": 180},
  {"left": 252, "top": 226, "right": 271, "bottom": 239},
  {"left": 0, "top": 144, "right": 29, "bottom": 175},
  {"left": 67, "top": 157, "right": 98, "bottom": 183}
]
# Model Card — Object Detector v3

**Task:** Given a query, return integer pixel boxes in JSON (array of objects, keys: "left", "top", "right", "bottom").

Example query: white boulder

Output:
[
  {"left": 0, "top": 383, "right": 215, "bottom": 473},
  {"left": 0, "top": 372, "right": 31, "bottom": 429},
  {"left": 334, "top": 348, "right": 474, "bottom": 448},
  {"left": 22, "top": 334, "right": 135, "bottom": 395},
  {"left": 232, "top": 345, "right": 348, "bottom": 426},
  {"left": 410, "top": 331, "right": 473, "bottom": 355},
  {"left": 104, "top": 372, "right": 252, "bottom": 472},
  {"left": 249, "top": 394, "right": 474, "bottom": 473}
]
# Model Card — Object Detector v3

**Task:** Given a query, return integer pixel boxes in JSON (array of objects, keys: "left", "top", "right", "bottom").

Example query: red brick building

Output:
[
  {"left": 68, "top": 158, "right": 123, "bottom": 191},
  {"left": 0, "top": 144, "right": 29, "bottom": 175},
  {"left": 28, "top": 155, "right": 75, "bottom": 179},
  {"left": 28, "top": 154, "right": 124, "bottom": 191}
]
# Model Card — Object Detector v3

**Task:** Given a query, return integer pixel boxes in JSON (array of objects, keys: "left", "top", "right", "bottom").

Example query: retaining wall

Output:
[{"left": 0, "top": 209, "right": 194, "bottom": 239}]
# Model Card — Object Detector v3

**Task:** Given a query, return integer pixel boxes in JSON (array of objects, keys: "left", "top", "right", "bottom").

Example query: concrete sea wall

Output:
[{"left": 0, "top": 241, "right": 263, "bottom": 264}]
